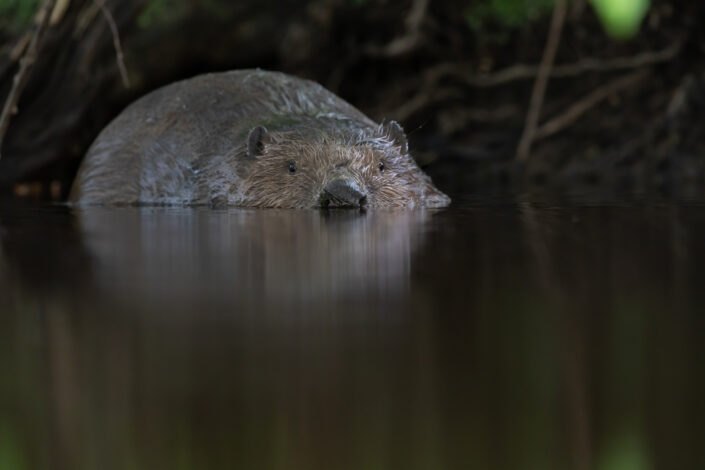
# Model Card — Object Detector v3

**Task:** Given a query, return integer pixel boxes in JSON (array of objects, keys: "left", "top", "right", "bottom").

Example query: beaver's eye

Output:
[
  {"left": 378, "top": 161, "right": 385, "bottom": 173},
  {"left": 288, "top": 162, "right": 297, "bottom": 174}
]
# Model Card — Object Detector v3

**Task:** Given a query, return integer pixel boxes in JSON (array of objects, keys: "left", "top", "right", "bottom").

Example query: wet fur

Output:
[
  {"left": 70, "top": 70, "right": 449, "bottom": 208},
  {"left": 239, "top": 128, "right": 445, "bottom": 208}
]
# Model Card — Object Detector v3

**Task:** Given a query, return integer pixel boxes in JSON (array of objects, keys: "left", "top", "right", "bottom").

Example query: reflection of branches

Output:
[
  {"left": 0, "top": 0, "right": 57, "bottom": 160},
  {"left": 519, "top": 201, "right": 591, "bottom": 470},
  {"left": 47, "top": 306, "right": 80, "bottom": 469}
]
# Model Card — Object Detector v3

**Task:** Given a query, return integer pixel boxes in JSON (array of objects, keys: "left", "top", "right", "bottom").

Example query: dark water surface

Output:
[{"left": 1, "top": 195, "right": 703, "bottom": 469}]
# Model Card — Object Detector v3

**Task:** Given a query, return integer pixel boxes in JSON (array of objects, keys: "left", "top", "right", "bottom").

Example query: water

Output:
[{"left": 0, "top": 195, "right": 703, "bottom": 469}]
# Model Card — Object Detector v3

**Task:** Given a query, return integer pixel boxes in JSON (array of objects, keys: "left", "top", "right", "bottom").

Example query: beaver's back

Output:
[{"left": 70, "top": 70, "right": 376, "bottom": 205}]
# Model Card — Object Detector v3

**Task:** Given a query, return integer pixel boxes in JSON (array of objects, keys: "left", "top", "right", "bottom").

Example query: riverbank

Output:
[{"left": 0, "top": 0, "right": 702, "bottom": 198}]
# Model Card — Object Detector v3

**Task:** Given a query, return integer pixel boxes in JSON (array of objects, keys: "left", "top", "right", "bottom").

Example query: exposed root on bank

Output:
[
  {"left": 0, "top": 0, "right": 57, "bottom": 160},
  {"left": 535, "top": 70, "right": 648, "bottom": 140},
  {"left": 364, "top": 0, "right": 428, "bottom": 57},
  {"left": 93, "top": 0, "right": 130, "bottom": 88},
  {"left": 0, "top": 0, "right": 701, "bottom": 191},
  {"left": 428, "top": 40, "right": 683, "bottom": 88},
  {"left": 516, "top": 0, "right": 568, "bottom": 162}
]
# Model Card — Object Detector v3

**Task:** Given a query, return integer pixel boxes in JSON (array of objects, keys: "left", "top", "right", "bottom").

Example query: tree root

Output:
[
  {"left": 516, "top": 0, "right": 568, "bottom": 162},
  {"left": 0, "top": 0, "right": 57, "bottom": 160},
  {"left": 94, "top": 0, "right": 130, "bottom": 88},
  {"left": 534, "top": 70, "right": 647, "bottom": 141},
  {"left": 364, "top": 0, "right": 428, "bottom": 58}
]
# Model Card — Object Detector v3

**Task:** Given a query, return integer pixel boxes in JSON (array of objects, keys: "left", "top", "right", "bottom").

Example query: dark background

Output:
[{"left": 1, "top": 0, "right": 703, "bottom": 198}]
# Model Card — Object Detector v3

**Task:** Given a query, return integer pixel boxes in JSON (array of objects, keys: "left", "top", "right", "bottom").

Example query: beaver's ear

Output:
[
  {"left": 247, "top": 126, "right": 268, "bottom": 158},
  {"left": 383, "top": 120, "right": 408, "bottom": 154}
]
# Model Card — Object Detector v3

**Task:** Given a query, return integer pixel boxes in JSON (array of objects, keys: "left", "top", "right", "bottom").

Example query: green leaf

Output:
[{"left": 590, "top": 0, "right": 650, "bottom": 39}]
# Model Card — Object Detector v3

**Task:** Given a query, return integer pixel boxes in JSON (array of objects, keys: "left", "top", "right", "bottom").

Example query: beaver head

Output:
[{"left": 236, "top": 121, "right": 450, "bottom": 209}]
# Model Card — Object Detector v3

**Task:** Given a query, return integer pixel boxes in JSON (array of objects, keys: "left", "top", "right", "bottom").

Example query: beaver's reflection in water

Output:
[{"left": 75, "top": 207, "right": 436, "bottom": 315}]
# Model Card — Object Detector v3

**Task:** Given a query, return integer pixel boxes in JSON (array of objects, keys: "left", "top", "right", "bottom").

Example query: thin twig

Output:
[
  {"left": 94, "top": 0, "right": 130, "bottom": 88},
  {"left": 365, "top": 0, "right": 428, "bottom": 57},
  {"left": 428, "top": 40, "right": 681, "bottom": 88},
  {"left": 516, "top": 0, "right": 568, "bottom": 162},
  {"left": 391, "top": 84, "right": 520, "bottom": 123},
  {"left": 535, "top": 70, "right": 647, "bottom": 140},
  {"left": 391, "top": 87, "right": 464, "bottom": 121},
  {"left": 0, "top": 33, "right": 31, "bottom": 82},
  {"left": 0, "top": 0, "right": 56, "bottom": 160},
  {"left": 9, "top": 32, "right": 33, "bottom": 62},
  {"left": 385, "top": 40, "right": 679, "bottom": 123},
  {"left": 49, "top": 0, "right": 71, "bottom": 25}
]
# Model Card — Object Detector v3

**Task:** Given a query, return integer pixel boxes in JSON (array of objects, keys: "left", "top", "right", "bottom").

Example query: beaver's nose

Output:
[{"left": 321, "top": 178, "right": 366, "bottom": 208}]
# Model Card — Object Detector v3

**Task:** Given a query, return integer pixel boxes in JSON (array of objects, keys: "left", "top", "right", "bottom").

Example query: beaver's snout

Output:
[{"left": 321, "top": 178, "right": 367, "bottom": 208}]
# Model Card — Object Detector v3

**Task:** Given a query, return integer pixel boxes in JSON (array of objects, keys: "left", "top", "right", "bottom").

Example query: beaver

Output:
[{"left": 70, "top": 69, "right": 450, "bottom": 208}]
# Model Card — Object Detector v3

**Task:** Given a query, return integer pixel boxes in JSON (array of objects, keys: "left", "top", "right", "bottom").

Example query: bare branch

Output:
[
  {"left": 516, "top": 0, "right": 568, "bottom": 162},
  {"left": 391, "top": 88, "right": 464, "bottom": 122},
  {"left": 535, "top": 71, "right": 647, "bottom": 140},
  {"left": 94, "top": 0, "right": 130, "bottom": 88},
  {"left": 430, "top": 40, "right": 682, "bottom": 88},
  {"left": 50, "top": 0, "right": 72, "bottom": 25},
  {"left": 365, "top": 0, "right": 428, "bottom": 58},
  {"left": 0, "top": 0, "right": 57, "bottom": 160}
]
